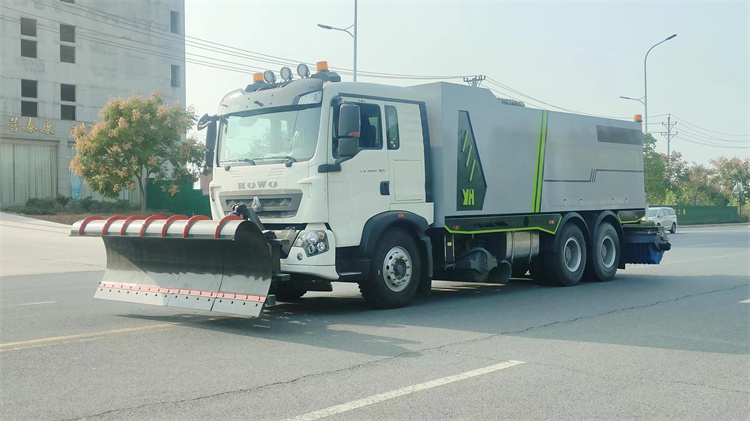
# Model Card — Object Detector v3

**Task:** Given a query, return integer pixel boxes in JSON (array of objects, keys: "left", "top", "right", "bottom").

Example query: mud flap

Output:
[{"left": 75, "top": 216, "right": 280, "bottom": 318}]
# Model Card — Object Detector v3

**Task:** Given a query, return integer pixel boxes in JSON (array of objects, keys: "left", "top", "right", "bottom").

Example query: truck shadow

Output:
[{"left": 121, "top": 274, "right": 749, "bottom": 357}]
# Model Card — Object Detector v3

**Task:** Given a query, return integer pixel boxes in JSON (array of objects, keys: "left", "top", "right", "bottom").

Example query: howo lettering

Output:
[{"left": 71, "top": 61, "right": 671, "bottom": 318}]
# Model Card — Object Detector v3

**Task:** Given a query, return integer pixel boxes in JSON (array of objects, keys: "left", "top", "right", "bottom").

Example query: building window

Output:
[
  {"left": 170, "top": 11, "right": 180, "bottom": 34},
  {"left": 21, "top": 101, "right": 38, "bottom": 117},
  {"left": 171, "top": 65, "right": 180, "bottom": 87},
  {"left": 61, "top": 105, "right": 76, "bottom": 121},
  {"left": 21, "top": 39, "right": 37, "bottom": 58},
  {"left": 21, "top": 80, "right": 38, "bottom": 98},
  {"left": 61, "top": 84, "right": 76, "bottom": 102},
  {"left": 385, "top": 105, "right": 400, "bottom": 150},
  {"left": 60, "top": 24, "right": 75, "bottom": 43},
  {"left": 60, "top": 45, "right": 75, "bottom": 63},
  {"left": 20, "top": 18, "right": 36, "bottom": 37}
]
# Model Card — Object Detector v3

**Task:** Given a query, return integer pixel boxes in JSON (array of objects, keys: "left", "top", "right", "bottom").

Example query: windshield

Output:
[
  {"left": 219, "top": 107, "right": 321, "bottom": 165},
  {"left": 648, "top": 209, "right": 658, "bottom": 217}
]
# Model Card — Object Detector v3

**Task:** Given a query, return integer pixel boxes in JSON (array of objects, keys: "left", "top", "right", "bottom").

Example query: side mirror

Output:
[
  {"left": 205, "top": 121, "right": 217, "bottom": 169},
  {"left": 338, "top": 137, "right": 359, "bottom": 159},
  {"left": 197, "top": 113, "right": 211, "bottom": 130},
  {"left": 205, "top": 121, "right": 217, "bottom": 151},
  {"left": 338, "top": 103, "right": 360, "bottom": 138}
]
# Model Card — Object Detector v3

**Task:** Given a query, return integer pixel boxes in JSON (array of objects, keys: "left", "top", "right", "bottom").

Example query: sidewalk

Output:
[{"left": 0, "top": 212, "right": 106, "bottom": 277}]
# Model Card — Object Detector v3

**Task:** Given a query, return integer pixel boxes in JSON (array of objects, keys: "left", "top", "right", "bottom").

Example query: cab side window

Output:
[
  {"left": 385, "top": 105, "right": 400, "bottom": 150},
  {"left": 358, "top": 103, "right": 382, "bottom": 149}
]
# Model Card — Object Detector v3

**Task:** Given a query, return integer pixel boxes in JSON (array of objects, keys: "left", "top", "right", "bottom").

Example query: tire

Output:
[
  {"left": 670, "top": 223, "right": 676, "bottom": 234},
  {"left": 359, "top": 228, "right": 421, "bottom": 309},
  {"left": 544, "top": 223, "right": 587, "bottom": 286},
  {"left": 583, "top": 222, "right": 620, "bottom": 282}
]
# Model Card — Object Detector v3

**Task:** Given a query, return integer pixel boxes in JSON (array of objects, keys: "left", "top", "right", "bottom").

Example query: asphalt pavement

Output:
[{"left": 1, "top": 214, "right": 748, "bottom": 420}]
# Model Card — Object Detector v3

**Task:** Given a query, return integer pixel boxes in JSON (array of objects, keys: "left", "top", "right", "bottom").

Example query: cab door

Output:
[
  {"left": 327, "top": 97, "right": 391, "bottom": 248},
  {"left": 382, "top": 102, "right": 426, "bottom": 204}
]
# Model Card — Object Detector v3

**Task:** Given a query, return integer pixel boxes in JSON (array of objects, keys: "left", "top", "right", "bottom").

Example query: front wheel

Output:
[
  {"left": 670, "top": 223, "right": 676, "bottom": 234},
  {"left": 544, "top": 223, "right": 587, "bottom": 286},
  {"left": 359, "top": 229, "right": 421, "bottom": 309}
]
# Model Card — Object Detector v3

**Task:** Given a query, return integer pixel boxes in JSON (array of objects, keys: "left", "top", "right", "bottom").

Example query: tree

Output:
[
  {"left": 711, "top": 157, "right": 750, "bottom": 214},
  {"left": 642, "top": 134, "right": 667, "bottom": 205},
  {"left": 675, "top": 164, "right": 726, "bottom": 206},
  {"left": 70, "top": 92, "right": 204, "bottom": 213}
]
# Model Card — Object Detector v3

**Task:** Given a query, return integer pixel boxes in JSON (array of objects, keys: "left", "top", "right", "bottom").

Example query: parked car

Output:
[{"left": 647, "top": 207, "right": 678, "bottom": 233}]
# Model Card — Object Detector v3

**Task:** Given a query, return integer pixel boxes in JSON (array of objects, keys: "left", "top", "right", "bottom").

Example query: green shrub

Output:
[{"left": 55, "top": 195, "right": 70, "bottom": 208}]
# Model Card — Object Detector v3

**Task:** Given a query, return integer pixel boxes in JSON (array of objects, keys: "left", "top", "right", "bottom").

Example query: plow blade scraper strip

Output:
[{"left": 72, "top": 216, "right": 277, "bottom": 318}]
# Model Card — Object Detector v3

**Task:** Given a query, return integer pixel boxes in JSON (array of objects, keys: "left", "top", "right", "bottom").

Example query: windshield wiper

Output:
[
  {"left": 257, "top": 155, "right": 297, "bottom": 167},
  {"left": 222, "top": 158, "right": 255, "bottom": 170}
]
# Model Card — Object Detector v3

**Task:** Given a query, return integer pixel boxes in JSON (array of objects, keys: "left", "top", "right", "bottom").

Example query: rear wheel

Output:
[
  {"left": 360, "top": 229, "right": 421, "bottom": 309},
  {"left": 583, "top": 222, "right": 620, "bottom": 282},
  {"left": 670, "top": 223, "right": 676, "bottom": 234},
  {"left": 545, "top": 223, "right": 586, "bottom": 286}
]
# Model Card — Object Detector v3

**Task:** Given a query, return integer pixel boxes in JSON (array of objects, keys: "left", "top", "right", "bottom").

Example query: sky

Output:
[{"left": 184, "top": 0, "right": 750, "bottom": 165}]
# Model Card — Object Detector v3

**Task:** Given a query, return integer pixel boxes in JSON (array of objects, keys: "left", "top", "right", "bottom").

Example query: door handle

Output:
[{"left": 380, "top": 181, "right": 390, "bottom": 196}]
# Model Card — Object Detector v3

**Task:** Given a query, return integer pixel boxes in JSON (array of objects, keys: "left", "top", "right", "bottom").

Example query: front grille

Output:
[{"left": 220, "top": 189, "right": 303, "bottom": 218}]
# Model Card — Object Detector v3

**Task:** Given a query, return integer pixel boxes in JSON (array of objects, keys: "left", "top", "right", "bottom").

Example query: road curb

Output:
[{"left": 680, "top": 223, "right": 749, "bottom": 228}]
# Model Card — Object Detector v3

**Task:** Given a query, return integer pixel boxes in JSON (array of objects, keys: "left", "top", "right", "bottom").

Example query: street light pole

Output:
[
  {"left": 317, "top": 0, "right": 358, "bottom": 81},
  {"left": 643, "top": 34, "right": 677, "bottom": 133},
  {"left": 353, "top": 0, "right": 357, "bottom": 82}
]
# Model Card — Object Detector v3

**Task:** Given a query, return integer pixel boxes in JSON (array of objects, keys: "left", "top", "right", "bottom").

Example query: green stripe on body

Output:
[
  {"left": 536, "top": 111, "right": 549, "bottom": 212},
  {"left": 531, "top": 111, "right": 549, "bottom": 212},
  {"left": 444, "top": 218, "right": 562, "bottom": 236},
  {"left": 462, "top": 130, "right": 469, "bottom": 152}
]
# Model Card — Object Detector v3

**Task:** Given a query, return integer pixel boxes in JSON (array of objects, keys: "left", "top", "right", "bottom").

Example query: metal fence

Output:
[
  {"left": 667, "top": 206, "right": 739, "bottom": 225},
  {"left": 146, "top": 182, "right": 211, "bottom": 216}
]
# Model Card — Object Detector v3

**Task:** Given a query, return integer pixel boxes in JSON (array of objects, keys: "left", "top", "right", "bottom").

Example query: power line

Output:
[
  {"left": 670, "top": 113, "right": 750, "bottom": 137},
  {"left": 677, "top": 125, "right": 750, "bottom": 144},
  {"left": 678, "top": 132, "right": 750, "bottom": 149},
  {"left": 486, "top": 77, "right": 633, "bottom": 119},
  {"left": 0, "top": 16, "right": 267, "bottom": 76},
  {"left": 30, "top": 0, "right": 465, "bottom": 81}
]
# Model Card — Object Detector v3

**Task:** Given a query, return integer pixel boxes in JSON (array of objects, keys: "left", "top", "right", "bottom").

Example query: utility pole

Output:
[
  {"left": 464, "top": 75, "right": 485, "bottom": 87},
  {"left": 660, "top": 113, "right": 678, "bottom": 159}
]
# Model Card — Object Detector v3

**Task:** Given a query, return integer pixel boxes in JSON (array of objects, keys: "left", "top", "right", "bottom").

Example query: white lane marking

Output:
[
  {"left": 740, "top": 299, "right": 750, "bottom": 304},
  {"left": 288, "top": 360, "right": 525, "bottom": 421},
  {"left": 15, "top": 301, "right": 56, "bottom": 306}
]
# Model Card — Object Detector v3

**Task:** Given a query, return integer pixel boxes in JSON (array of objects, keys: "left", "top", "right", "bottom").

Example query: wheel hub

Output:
[
  {"left": 383, "top": 246, "right": 412, "bottom": 292},
  {"left": 563, "top": 237, "right": 581, "bottom": 272}
]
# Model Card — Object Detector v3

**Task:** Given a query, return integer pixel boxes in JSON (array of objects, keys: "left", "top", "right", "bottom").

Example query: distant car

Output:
[{"left": 647, "top": 207, "right": 677, "bottom": 233}]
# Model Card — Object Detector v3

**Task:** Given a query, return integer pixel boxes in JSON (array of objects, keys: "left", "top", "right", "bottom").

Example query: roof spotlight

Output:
[
  {"left": 263, "top": 70, "right": 276, "bottom": 84},
  {"left": 297, "top": 63, "right": 310, "bottom": 78},
  {"left": 280, "top": 66, "right": 293, "bottom": 81}
]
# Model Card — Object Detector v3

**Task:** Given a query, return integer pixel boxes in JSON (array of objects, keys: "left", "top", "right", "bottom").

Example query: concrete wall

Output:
[{"left": 0, "top": 0, "right": 186, "bottom": 207}]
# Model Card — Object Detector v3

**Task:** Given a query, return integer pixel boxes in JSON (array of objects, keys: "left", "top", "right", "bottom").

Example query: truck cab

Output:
[{"left": 204, "top": 64, "right": 433, "bottom": 300}]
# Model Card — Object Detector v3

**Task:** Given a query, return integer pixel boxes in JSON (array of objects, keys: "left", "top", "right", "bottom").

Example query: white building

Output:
[{"left": 0, "top": 0, "right": 186, "bottom": 207}]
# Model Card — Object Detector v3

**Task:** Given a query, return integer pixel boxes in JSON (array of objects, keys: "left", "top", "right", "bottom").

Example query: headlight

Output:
[{"left": 294, "top": 230, "right": 329, "bottom": 257}]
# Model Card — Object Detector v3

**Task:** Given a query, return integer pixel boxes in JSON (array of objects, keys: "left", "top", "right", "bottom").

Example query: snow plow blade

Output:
[{"left": 71, "top": 215, "right": 284, "bottom": 318}]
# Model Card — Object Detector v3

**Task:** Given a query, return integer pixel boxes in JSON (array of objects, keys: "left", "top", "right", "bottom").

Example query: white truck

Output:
[{"left": 72, "top": 62, "right": 671, "bottom": 317}]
